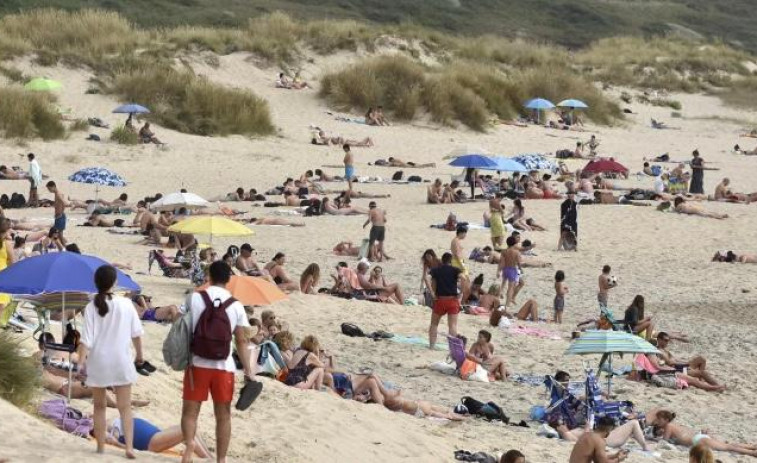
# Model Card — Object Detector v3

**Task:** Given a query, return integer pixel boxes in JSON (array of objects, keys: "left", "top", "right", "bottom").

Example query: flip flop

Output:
[
  {"left": 235, "top": 378, "right": 263, "bottom": 411},
  {"left": 139, "top": 361, "right": 157, "bottom": 373}
]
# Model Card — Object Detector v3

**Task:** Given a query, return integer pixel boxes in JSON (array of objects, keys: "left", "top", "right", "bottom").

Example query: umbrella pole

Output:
[
  {"left": 608, "top": 354, "right": 613, "bottom": 396},
  {"left": 62, "top": 292, "right": 73, "bottom": 402}
]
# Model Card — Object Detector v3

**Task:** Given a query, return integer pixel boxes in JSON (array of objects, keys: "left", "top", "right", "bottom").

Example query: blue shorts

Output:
[
  {"left": 118, "top": 418, "right": 161, "bottom": 451},
  {"left": 502, "top": 266, "right": 519, "bottom": 283},
  {"left": 345, "top": 165, "right": 355, "bottom": 180},
  {"left": 54, "top": 214, "right": 67, "bottom": 231}
]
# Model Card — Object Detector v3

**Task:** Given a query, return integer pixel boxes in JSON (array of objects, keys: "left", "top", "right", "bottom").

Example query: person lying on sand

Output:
[
  {"left": 642, "top": 353, "right": 725, "bottom": 392},
  {"left": 654, "top": 332, "right": 721, "bottom": 387},
  {"left": 276, "top": 72, "right": 308, "bottom": 89},
  {"left": 68, "top": 193, "right": 130, "bottom": 211},
  {"left": 712, "top": 250, "right": 757, "bottom": 263},
  {"left": 384, "top": 157, "right": 435, "bottom": 168},
  {"left": 343, "top": 190, "right": 390, "bottom": 199},
  {"left": 650, "top": 410, "right": 757, "bottom": 456},
  {"left": 467, "top": 329, "right": 509, "bottom": 380},
  {"left": 333, "top": 241, "right": 360, "bottom": 256},
  {"left": 593, "top": 191, "right": 651, "bottom": 206},
  {"left": 321, "top": 197, "right": 368, "bottom": 215},
  {"left": 132, "top": 293, "right": 181, "bottom": 322},
  {"left": 0, "top": 165, "right": 29, "bottom": 180},
  {"left": 264, "top": 252, "right": 300, "bottom": 292},
  {"left": 244, "top": 217, "right": 305, "bottom": 227},
  {"left": 714, "top": 177, "right": 757, "bottom": 203},
  {"left": 313, "top": 169, "right": 342, "bottom": 182},
  {"left": 382, "top": 393, "right": 465, "bottom": 420},
  {"left": 733, "top": 144, "right": 757, "bottom": 155},
  {"left": 84, "top": 211, "right": 132, "bottom": 228},
  {"left": 107, "top": 417, "right": 212, "bottom": 459},
  {"left": 489, "top": 299, "right": 540, "bottom": 324},
  {"left": 672, "top": 197, "right": 728, "bottom": 219},
  {"left": 312, "top": 128, "right": 373, "bottom": 147}
]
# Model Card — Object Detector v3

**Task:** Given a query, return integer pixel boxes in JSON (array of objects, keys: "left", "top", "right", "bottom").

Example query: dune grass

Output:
[
  {"left": 107, "top": 68, "right": 274, "bottom": 137},
  {"left": 110, "top": 126, "right": 138, "bottom": 145},
  {"left": 0, "top": 87, "right": 66, "bottom": 140},
  {"left": 0, "top": 332, "right": 39, "bottom": 407}
]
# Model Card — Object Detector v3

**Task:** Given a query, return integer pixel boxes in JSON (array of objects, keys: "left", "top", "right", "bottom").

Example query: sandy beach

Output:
[{"left": 1, "top": 49, "right": 757, "bottom": 463}]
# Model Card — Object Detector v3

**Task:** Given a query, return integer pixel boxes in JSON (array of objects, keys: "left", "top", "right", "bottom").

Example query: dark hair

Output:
[
  {"left": 555, "top": 270, "right": 565, "bottom": 282},
  {"left": 602, "top": 265, "right": 611, "bottom": 274},
  {"left": 13, "top": 235, "right": 25, "bottom": 248},
  {"left": 595, "top": 416, "right": 616, "bottom": 432},
  {"left": 501, "top": 450, "right": 525, "bottom": 463},
  {"left": 522, "top": 239, "right": 532, "bottom": 247},
  {"left": 337, "top": 261, "right": 348, "bottom": 268},
  {"left": 456, "top": 224, "right": 468, "bottom": 235},
  {"left": 305, "top": 170, "right": 313, "bottom": 177},
  {"left": 343, "top": 143, "right": 351, "bottom": 151},
  {"left": 643, "top": 162, "right": 649, "bottom": 167},
  {"left": 482, "top": 245, "right": 492, "bottom": 251},
  {"left": 674, "top": 196, "right": 684, "bottom": 207},
  {"left": 28, "top": 153, "right": 35, "bottom": 160},
  {"left": 273, "top": 252, "right": 285, "bottom": 261},
  {"left": 472, "top": 273, "right": 484, "bottom": 286},
  {"left": 315, "top": 169, "right": 323, "bottom": 175},
  {"left": 657, "top": 331, "right": 669, "bottom": 341},
  {"left": 478, "top": 330, "right": 491, "bottom": 342},
  {"left": 513, "top": 199, "right": 524, "bottom": 212},
  {"left": 441, "top": 252, "right": 453, "bottom": 264},
  {"left": 555, "top": 370, "right": 570, "bottom": 382},
  {"left": 93, "top": 265, "right": 117, "bottom": 317},
  {"left": 65, "top": 243, "right": 81, "bottom": 254},
  {"left": 48, "top": 227, "right": 60, "bottom": 238},
  {"left": 657, "top": 410, "right": 676, "bottom": 422},
  {"left": 119, "top": 193, "right": 128, "bottom": 201},
  {"left": 240, "top": 243, "right": 253, "bottom": 253},
  {"left": 506, "top": 236, "right": 517, "bottom": 247},
  {"left": 630, "top": 294, "right": 645, "bottom": 318},
  {"left": 46, "top": 181, "right": 56, "bottom": 188},
  {"left": 208, "top": 261, "right": 232, "bottom": 285}
]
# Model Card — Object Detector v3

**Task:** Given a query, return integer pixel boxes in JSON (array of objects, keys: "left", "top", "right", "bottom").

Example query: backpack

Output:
[
  {"left": 340, "top": 322, "right": 365, "bottom": 337},
  {"left": 0, "top": 194, "right": 8, "bottom": 209},
  {"left": 392, "top": 171, "right": 404, "bottom": 181},
  {"left": 162, "top": 308, "right": 193, "bottom": 371},
  {"left": 461, "top": 396, "right": 509, "bottom": 422},
  {"left": 407, "top": 175, "right": 422, "bottom": 182},
  {"left": 10, "top": 193, "right": 26, "bottom": 209},
  {"left": 192, "top": 291, "right": 237, "bottom": 360}
]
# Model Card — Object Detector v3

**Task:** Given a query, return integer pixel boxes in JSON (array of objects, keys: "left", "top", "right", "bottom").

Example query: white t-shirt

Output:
[
  {"left": 190, "top": 285, "right": 248, "bottom": 372},
  {"left": 653, "top": 176, "right": 665, "bottom": 194},
  {"left": 81, "top": 296, "right": 143, "bottom": 387},
  {"left": 29, "top": 159, "right": 42, "bottom": 186}
]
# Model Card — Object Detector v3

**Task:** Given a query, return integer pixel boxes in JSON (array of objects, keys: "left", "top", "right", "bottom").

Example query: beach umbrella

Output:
[
  {"left": 566, "top": 330, "right": 658, "bottom": 394},
  {"left": 24, "top": 78, "right": 62, "bottom": 92},
  {"left": 150, "top": 192, "right": 210, "bottom": 212},
  {"left": 448, "top": 154, "right": 497, "bottom": 169},
  {"left": 197, "top": 275, "right": 287, "bottom": 306},
  {"left": 69, "top": 167, "right": 127, "bottom": 201},
  {"left": 444, "top": 146, "right": 491, "bottom": 160},
  {"left": 478, "top": 156, "right": 528, "bottom": 172},
  {"left": 525, "top": 98, "right": 555, "bottom": 110},
  {"left": 112, "top": 103, "right": 150, "bottom": 115},
  {"left": 582, "top": 158, "right": 628, "bottom": 176},
  {"left": 557, "top": 99, "right": 589, "bottom": 109},
  {"left": 168, "top": 216, "right": 254, "bottom": 243},
  {"left": 512, "top": 153, "right": 558, "bottom": 173}
]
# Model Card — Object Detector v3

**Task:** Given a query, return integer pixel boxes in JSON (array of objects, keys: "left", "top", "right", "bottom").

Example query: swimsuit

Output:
[
  {"left": 692, "top": 433, "right": 709, "bottom": 446},
  {"left": 450, "top": 257, "right": 468, "bottom": 278},
  {"left": 502, "top": 266, "right": 519, "bottom": 283},
  {"left": 344, "top": 165, "right": 355, "bottom": 180},
  {"left": 113, "top": 418, "right": 161, "bottom": 451},
  {"left": 369, "top": 225, "right": 385, "bottom": 242},
  {"left": 597, "top": 292, "right": 608, "bottom": 308},
  {"left": 413, "top": 401, "right": 425, "bottom": 418},
  {"left": 54, "top": 213, "right": 67, "bottom": 231},
  {"left": 554, "top": 294, "right": 564, "bottom": 312},
  {"left": 141, "top": 308, "right": 157, "bottom": 321},
  {"left": 331, "top": 372, "right": 353, "bottom": 398},
  {"left": 284, "top": 353, "right": 315, "bottom": 387}
]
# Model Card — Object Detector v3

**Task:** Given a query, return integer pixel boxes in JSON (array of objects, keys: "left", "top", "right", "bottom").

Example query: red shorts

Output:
[
  {"left": 183, "top": 366, "right": 234, "bottom": 403},
  {"left": 433, "top": 297, "right": 461, "bottom": 316}
]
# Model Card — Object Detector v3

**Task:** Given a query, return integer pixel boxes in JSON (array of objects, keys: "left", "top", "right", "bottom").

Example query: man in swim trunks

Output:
[
  {"left": 428, "top": 252, "right": 462, "bottom": 349},
  {"left": 46, "top": 181, "right": 68, "bottom": 245},
  {"left": 343, "top": 143, "right": 355, "bottom": 191},
  {"left": 450, "top": 224, "right": 470, "bottom": 302},
  {"left": 363, "top": 201, "right": 388, "bottom": 262},
  {"left": 597, "top": 265, "right": 614, "bottom": 308},
  {"left": 498, "top": 236, "right": 523, "bottom": 307}
]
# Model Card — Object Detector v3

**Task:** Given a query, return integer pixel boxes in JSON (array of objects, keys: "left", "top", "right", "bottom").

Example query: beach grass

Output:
[
  {"left": 0, "top": 332, "right": 39, "bottom": 407},
  {"left": 110, "top": 126, "right": 138, "bottom": 145},
  {"left": 0, "top": 87, "right": 65, "bottom": 140}
]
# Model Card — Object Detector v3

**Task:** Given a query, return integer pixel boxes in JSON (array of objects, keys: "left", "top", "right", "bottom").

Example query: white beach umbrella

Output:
[{"left": 150, "top": 192, "right": 210, "bottom": 212}]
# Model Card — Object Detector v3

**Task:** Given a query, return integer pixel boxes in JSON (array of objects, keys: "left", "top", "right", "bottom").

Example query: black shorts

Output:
[{"left": 369, "top": 225, "right": 385, "bottom": 242}]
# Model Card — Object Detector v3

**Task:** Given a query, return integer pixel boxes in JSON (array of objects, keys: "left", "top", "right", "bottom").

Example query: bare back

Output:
[{"left": 569, "top": 432, "right": 609, "bottom": 463}]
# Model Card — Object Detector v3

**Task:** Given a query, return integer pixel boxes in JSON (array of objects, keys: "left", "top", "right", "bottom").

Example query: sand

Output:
[{"left": 1, "top": 49, "right": 757, "bottom": 463}]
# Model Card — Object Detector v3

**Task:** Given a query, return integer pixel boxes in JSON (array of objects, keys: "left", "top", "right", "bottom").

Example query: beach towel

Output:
[
  {"left": 39, "top": 399, "right": 94, "bottom": 438},
  {"left": 508, "top": 325, "right": 562, "bottom": 340},
  {"left": 389, "top": 335, "right": 447, "bottom": 350},
  {"left": 335, "top": 116, "right": 367, "bottom": 125}
]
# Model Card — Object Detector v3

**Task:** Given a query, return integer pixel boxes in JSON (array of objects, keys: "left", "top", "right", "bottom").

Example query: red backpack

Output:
[{"left": 192, "top": 291, "right": 237, "bottom": 360}]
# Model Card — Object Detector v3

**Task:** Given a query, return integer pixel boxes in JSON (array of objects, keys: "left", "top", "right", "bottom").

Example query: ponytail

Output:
[{"left": 93, "top": 265, "right": 117, "bottom": 317}]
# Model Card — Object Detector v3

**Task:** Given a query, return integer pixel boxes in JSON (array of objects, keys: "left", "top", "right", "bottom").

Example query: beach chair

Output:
[
  {"left": 447, "top": 335, "right": 467, "bottom": 371},
  {"left": 584, "top": 369, "right": 634, "bottom": 424},
  {"left": 543, "top": 375, "right": 586, "bottom": 430},
  {"left": 148, "top": 250, "right": 189, "bottom": 278}
]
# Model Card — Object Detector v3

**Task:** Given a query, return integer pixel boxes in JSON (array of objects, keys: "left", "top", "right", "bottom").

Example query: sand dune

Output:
[{"left": 1, "top": 50, "right": 756, "bottom": 463}]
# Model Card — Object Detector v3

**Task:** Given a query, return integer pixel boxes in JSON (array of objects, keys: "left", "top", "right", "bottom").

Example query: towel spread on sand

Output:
[
  {"left": 389, "top": 335, "right": 448, "bottom": 351},
  {"left": 508, "top": 326, "right": 562, "bottom": 340}
]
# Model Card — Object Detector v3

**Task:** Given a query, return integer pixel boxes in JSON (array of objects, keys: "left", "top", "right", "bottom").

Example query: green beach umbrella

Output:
[{"left": 24, "top": 78, "right": 62, "bottom": 92}]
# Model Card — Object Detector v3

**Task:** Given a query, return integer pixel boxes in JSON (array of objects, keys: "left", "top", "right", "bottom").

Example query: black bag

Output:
[
  {"left": 461, "top": 396, "right": 509, "bottom": 422},
  {"left": 407, "top": 175, "right": 422, "bottom": 182},
  {"left": 340, "top": 323, "right": 365, "bottom": 337},
  {"left": 9, "top": 193, "right": 26, "bottom": 209},
  {"left": 392, "top": 171, "right": 404, "bottom": 181},
  {"left": 556, "top": 149, "right": 572, "bottom": 159},
  {"left": 0, "top": 194, "right": 9, "bottom": 209}
]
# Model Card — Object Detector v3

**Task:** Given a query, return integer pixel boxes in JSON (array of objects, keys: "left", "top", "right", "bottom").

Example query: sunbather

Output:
[
  {"left": 713, "top": 177, "right": 757, "bottom": 203},
  {"left": 139, "top": 122, "right": 164, "bottom": 145},
  {"left": 321, "top": 197, "right": 367, "bottom": 215},
  {"left": 106, "top": 417, "right": 211, "bottom": 458},
  {"left": 132, "top": 294, "right": 181, "bottom": 322},
  {"left": 593, "top": 191, "right": 651, "bottom": 206},
  {"left": 711, "top": 250, "right": 757, "bottom": 263},
  {"left": 651, "top": 410, "right": 756, "bottom": 456},
  {"left": 85, "top": 211, "right": 129, "bottom": 228},
  {"left": 468, "top": 329, "right": 509, "bottom": 380},
  {"left": 311, "top": 128, "right": 373, "bottom": 147},
  {"left": 276, "top": 72, "right": 308, "bottom": 89},
  {"left": 0, "top": 165, "right": 28, "bottom": 180},
  {"left": 245, "top": 217, "right": 305, "bottom": 227},
  {"left": 300, "top": 263, "right": 320, "bottom": 294},
  {"left": 264, "top": 252, "right": 300, "bottom": 292},
  {"left": 640, "top": 354, "right": 725, "bottom": 392},
  {"left": 283, "top": 335, "right": 325, "bottom": 390},
  {"left": 356, "top": 262, "right": 404, "bottom": 303},
  {"left": 654, "top": 332, "right": 721, "bottom": 387},
  {"left": 332, "top": 241, "right": 360, "bottom": 256},
  {"left": 489, "top": 299, "right": 539, "bottom": 324},
  {"left": 385, "top": 157, "right": 435, "bottom": 168},
  {"left": 733, "top": 143, "right": 757, "bottom": 155},
  {"left": 383, "top": 393, "right": 465, "bottom": 420},
  {"left": 673, "top": 197, "right": 728, "bottom": 219}
]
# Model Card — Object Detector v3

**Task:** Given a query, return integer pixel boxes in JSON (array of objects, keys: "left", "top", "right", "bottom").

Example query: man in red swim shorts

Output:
[{"left": 428, "top": 252, "right": 462, "bottom": 349}]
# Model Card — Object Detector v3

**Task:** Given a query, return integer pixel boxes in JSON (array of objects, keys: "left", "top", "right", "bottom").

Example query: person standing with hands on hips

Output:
[{"left": 78, "top": 265, "right": 145, "bottom": 459}]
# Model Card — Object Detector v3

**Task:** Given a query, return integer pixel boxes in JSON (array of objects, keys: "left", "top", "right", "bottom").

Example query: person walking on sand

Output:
[
  {"left": 343, "top": 144, "right": 355, "bottom": 192},
  {"left": 181, "top": 261, "right": 255, "bottom": 463},
  {"left": 498, "top": 236, "right": 523, "bottom": 307},
  {"left": 46, "top": 181, "right": 68, "bottom": 245},
  {"left": 363, "top": 201, "right": 389, "bottom": 261},
  {"left": 77, "top": 265, "right": 145, "bottom": 459},
  {"left": 28, "top": 153, "right": 42, "bottom": 207},
  {"left": 428, "top": 252, "right": 462, "bottom": 349},
  {"left": 689, "top": 149, "right": 705, "bottom": 195},
  {"left": 558, "top": 190, "right": 578, "bottom": 251},
  {"left": 597, "top": 265, "right": 615, "bottom": 308}
]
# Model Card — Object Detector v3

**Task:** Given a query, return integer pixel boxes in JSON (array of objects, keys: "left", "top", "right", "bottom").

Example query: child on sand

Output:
[
  {"left": 597, "top": 265, "right": 615, "bottom": 308},
  {"left": 554, "top": 270, "right": 567, "bottom": 324}
]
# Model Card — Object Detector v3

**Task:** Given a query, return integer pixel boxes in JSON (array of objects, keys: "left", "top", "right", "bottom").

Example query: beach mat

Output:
[{"left": 389, "top": 335, "right": 447, "bottom": 351}]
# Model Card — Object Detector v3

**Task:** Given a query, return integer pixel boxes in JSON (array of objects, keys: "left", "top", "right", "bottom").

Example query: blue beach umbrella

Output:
[
  {"left": 112, "top": 103, "right": 150, "bottom": 114},
  {"left": 449, "top": 154, "right": 497, "bottom": 169},
  {"left": 479, "top": 156, "right": 528, "bottom": 172},
  {"left": 524, "top": 98, "right": 556, "bottom": 110},
  {"left": 69, "top": 167, "right": 127, "bottom": 187},
  {"left": 557, "top": 99, "right": 589, "bottom": 109},
  {"left": 0, "top": 253, "right": 140, "bottom": 295}
]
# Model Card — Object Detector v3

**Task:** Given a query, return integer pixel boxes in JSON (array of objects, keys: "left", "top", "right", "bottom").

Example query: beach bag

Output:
[
  {"left": 39, "top": 399, "right": 94, "bottom": 438},
  {"left": 408, "top": 175, "right": 422, "bottom": 183},
  {"left": 9, "top": 193, "right": 25, "bottom": 209},
  {"left": 192, "top": 291, "right": 236, "bottom": 360},
  {"left": 162, "top": 309, "right": 193, "bottom": 371},
  {"left": 650, "top": 374, "right": 678, "bottom": 389},
  {"left": 0, "top": 194, "right": 8, "bottom": 209},
  {"left": 461, "top": 396, "right": 509, "bottom": 422},
  {"left": 340, "top": 322, "right": 365, "bottom": 337},
  {"left": 392, "top": 171, "right": 404, "bottom": 181}
]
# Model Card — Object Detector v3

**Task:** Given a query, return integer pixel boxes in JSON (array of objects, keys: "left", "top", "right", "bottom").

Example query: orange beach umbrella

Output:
[{"left": 197, "top": 275, "right": 287, "bottom": 306}]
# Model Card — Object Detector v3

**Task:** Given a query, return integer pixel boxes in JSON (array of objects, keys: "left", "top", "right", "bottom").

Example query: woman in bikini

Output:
[
  {"left": 299, "top": 263, "right": 320, "bottom": 294},
  {"left": 489, "top": 299, "right": 540, "bottom": 325},
  {"left": 383, "top": 393, "right": 466, "bottom": 420},
  {"left": 284, "top": 335, "right": 326, "bottom": 390},
  {"left": 263, "top": 252, "right": 300, "bottom": 292},
  {"left": 467, "top": 329, "right": 509, "bottom": 380},
  {"left": 507, "top": 199, "right": 532, "bottom": 231},
  {"left": 652, "top": 410, "right": 757, "bottom": 456},
  {"left": 321, "top": 197, "right": 368, "bottom": 215}
]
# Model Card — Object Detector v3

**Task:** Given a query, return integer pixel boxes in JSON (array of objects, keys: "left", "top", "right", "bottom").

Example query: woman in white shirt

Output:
[{"left": 78, "top": 265, "right": 144, "bottom": 458}]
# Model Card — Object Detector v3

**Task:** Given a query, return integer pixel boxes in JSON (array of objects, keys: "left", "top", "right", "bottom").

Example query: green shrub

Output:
[
  {"left": 0, "top": 331, "right": 39, "bottom": 407},
  {"left": 0, "top": 87, "right": 65, "bottom": 140},
  {"left": 69, "top": 118, "right": 89, "bottom": 132},
  {"left": 650, "top": 98, "right": 682, "bottom": 110},
  {"left": 110, "top": 126, "right": 138, "bottom": 144},
  {"left": 107, "top": 68, "right": 274, "bottom": 136}
]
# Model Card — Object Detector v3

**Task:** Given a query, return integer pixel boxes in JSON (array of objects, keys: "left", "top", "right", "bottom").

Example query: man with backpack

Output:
[{"left": 181, "top": 261, "right": 254, "bottom": 463}]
